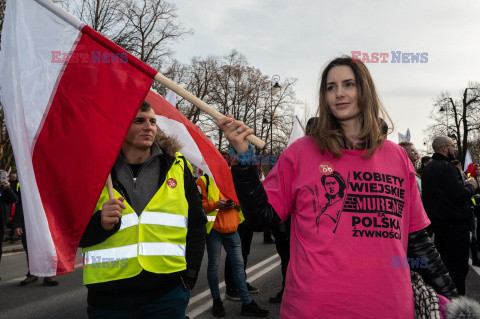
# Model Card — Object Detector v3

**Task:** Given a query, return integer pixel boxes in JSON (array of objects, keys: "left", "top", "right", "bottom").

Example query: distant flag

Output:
[
  {"left": 146, "top": 90, "right": 239, "bottom": 202},
  {"left": 0, "top": 0, "right": 157, "bottom": 276},
  {"left": 287, "top": 116, "right": 306, "bottom": 146},
  {"left": 398, "top": 129, "right": 411, "bottom": 143},
  {"left": 165, "top": 74, "right": 179, "bottom": 107},
  {"left": 464, "top": 150, "right": 473, "bottom": 172}
]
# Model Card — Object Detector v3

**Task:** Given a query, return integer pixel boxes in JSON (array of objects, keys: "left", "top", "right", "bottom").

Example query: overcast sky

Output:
[{"left": 174, "top": 0, "right": 480, "bottom": 154}]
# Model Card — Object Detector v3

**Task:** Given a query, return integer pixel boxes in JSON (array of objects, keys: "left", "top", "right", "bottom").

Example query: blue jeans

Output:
[
  {"left": 206, "top": 229, "right": 251, "bottom": 304},
  {"left": 87, "top": 284, "right": 190, "bottom": 319}
]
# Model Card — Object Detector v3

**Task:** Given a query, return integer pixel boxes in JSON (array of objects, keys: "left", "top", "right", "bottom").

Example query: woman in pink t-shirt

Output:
[{"left": 217, "top": 56, "right": 457, "bottom": 318}]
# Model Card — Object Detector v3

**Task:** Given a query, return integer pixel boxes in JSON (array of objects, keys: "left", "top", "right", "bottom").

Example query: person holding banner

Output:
[
  {"left": 79, "top": 102, "right": 207, "bottom": 318},
  {"left": 217, "top": 56, "right": 458, "bottom": 318}
]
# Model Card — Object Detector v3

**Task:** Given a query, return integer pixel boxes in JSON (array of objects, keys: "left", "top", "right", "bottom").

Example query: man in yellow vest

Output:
[
  {"left": 80, "top": 101, "right": 207, "bottom": 318},
  {"left": 196, "top": 173, "right": 268, "bottom": 317}
]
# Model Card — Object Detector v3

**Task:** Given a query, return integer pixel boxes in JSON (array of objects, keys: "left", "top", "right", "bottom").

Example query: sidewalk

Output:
[{"left": 2, "top": 232, "right": 25, "bottom": 254}]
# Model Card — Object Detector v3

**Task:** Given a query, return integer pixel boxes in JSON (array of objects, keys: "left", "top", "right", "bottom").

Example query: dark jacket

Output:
[
  {"left": 79, "top": 135, "right": 207, "bottom": 310},
  {"left": 422, "top": 153, "right": 477, "bottom": 223},
  {"left": 231, "top": 163, "right": 459, "bottom": 300},
  {"left": 1, "top": 185, "right": 17, "bottom": 229},
  {"left": 12, "top": 187, "right": 24, "bottom": 229}
]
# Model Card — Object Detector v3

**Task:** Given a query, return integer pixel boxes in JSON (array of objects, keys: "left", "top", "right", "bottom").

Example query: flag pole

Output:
[
  {"left": 154, "top": 73, "right": 266, "bottom": 149},
  {"left": 35, "top": 0, "right": 266, "bottom": 149},
  {"left": 106, "top": 174, "right": 115, "bottom": 200}
]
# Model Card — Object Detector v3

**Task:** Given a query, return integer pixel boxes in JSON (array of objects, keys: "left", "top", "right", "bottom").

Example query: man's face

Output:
[
  {"left": 405, "top": 146, "right": 419, "bottom": 164},
  {"left": 9, "top": 173, "right": 17, "bottom": 181},
  {"left": 123, "top": 109, "right": 157, "bottom": 151},
  {"left": 443, "top": 138, "right": 456, "bottom": 160}
]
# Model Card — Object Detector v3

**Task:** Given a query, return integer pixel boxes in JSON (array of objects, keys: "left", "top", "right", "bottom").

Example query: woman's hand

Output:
[{"left": 216, "top": 115, "right": 254, "bottom": 154}]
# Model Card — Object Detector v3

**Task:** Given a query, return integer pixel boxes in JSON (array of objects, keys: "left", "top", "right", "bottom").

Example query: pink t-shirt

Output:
[{"left": 264, "top": 137, "right": 430, "bottom": 319}]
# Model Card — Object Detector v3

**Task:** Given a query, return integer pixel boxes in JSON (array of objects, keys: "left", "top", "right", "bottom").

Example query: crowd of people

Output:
[{"left": 2, "top": 55, "right": 480, "bottom": 318}]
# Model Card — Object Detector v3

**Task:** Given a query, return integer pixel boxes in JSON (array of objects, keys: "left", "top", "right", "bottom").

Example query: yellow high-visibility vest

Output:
[
  {"left": 82, "top": 153, "right": 189, "bottom": 285},
  {"left": 198, "top": 175, "right": 244, "bottom": 234},
  {"left": 467, "top": 173, "right": 477, "bottom": 206}
]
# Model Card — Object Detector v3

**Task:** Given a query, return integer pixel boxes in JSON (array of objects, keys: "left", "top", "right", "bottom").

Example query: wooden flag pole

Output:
[
  {"left": 106, "top": 73, "right": 267, "bottom": 200},
  {"left": 154, "top": 73, "right": 266, "bottom": 149},
  {"left": 106, "top": 174, "right": 115, "bottom": 200}
]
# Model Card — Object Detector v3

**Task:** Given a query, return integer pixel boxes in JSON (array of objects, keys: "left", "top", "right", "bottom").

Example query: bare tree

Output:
[
  {"left": 0, "top": 0, "right": 6, "bottom": 48},
  {"left": 177, "top": 50, "right": 299, "bottom": 155},
  {"left": 0, "top": 0, "right": 15, "bottom": 170},
  {"left": 120, "top": 0, "right": 192, "bottom": 67},
  {"left": 66, "top": 0, "right": 124, "bottom": 34},
  {"left": 425, "top": 83, "right": 480, "bottom": 164}
]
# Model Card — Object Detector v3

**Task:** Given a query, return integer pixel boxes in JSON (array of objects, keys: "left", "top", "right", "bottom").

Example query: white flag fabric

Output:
[
  {"left": 0, "top": 0, "right": 156, "bottom": 275},
  {"left": 464, "top": 150, "right": 473, "bottom": 172},
  {"left": 164, "top": 74, "right": 179, "bottom": 107},
  {"left": 287, "top": 117, "right": 305, "bottom": 146}
]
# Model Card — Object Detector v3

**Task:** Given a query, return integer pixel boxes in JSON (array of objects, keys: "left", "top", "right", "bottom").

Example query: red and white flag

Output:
[
  {"left": 145, "top": 90, "right": 239, "bottom": 202},
  {"left": 0, "top": 0, "right": 157, "bottom": 276}
]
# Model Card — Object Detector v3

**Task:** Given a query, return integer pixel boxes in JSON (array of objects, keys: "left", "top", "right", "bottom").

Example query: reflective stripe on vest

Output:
[
  {"left": 120, "top": 213, "right": 138, "bottom": 230},
  {"left": 139, "top": 242, "right": 185, "bottom": 256},
  {"left": 200, "top": 175, "right": 220, "bottom": 234},
  {"left": 141, "top": 211, "right": 187, "bottom": 228},
  {"left": 82, "top": 154, "right": 189, "bottom": 285}
]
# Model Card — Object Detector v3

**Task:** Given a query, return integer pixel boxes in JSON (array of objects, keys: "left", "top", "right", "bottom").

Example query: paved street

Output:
[
  {"left": 0, "top": 233, "right": 282, "bottom": 318},
  {"left": 1, "top": 232, "right": 480, "bottom": 318}
]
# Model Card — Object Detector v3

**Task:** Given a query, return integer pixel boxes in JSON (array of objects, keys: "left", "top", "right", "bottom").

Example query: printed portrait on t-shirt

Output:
[{"left": 317, "top": 171, "right": 346, "bottom": 226}]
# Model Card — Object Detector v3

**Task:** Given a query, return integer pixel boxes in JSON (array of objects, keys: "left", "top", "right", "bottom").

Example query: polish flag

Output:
[
  {"left": 0, "top": 0, "right": 157, "bottom": 276},
  {"left": 145, "top": 90, "right": 239, "bottom": 202}
]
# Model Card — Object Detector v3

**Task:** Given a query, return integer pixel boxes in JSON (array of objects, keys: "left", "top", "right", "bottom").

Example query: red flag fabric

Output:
[
  {"left": 466, "top": 163, "right": 478, "bottom": 178},
  {"left": 145, "top": 90, "right": 239, "bottom": 202},
  {"left": 0, "top": 0, "right": 156, "bottom": 275}
]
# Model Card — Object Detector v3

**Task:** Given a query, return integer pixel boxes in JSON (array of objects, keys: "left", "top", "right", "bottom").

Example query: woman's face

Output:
[
  {"left": 325, "top": 65, "right": 361, "bottom": 122},
  {"left": 324, "top": 176, "right": 340, "bottom": 196}
]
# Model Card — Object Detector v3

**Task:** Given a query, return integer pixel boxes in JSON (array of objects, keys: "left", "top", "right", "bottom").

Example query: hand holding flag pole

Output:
[{"left": 154, "top": 73, "right": 266, "bottom": 149}]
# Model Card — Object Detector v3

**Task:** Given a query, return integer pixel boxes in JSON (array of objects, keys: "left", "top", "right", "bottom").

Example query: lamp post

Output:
[
  {"left": 439, "top": 105, "right": 448, "bottom": 135},
  {"left": 269, "top": 75, "right": 281, "bottom": 156}
]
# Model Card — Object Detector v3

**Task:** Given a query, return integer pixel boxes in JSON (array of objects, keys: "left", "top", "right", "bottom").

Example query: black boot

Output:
[
  {"left": 240, "top": 300, "right": 269, "bottom": 317},
  {"left": 212, "top": 299, "right": 226, "bottom": 317},
  {"left": 269, "top": 289, "right": 283, "bottom": 303}
]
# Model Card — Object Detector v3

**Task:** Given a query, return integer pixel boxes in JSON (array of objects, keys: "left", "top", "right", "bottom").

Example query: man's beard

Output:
[{"left": 447, "top": 151, "right": 456, "bottom": 161}]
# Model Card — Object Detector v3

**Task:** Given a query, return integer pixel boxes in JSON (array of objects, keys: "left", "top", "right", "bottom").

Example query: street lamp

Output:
[
  {"left": 439, "top": 101, "right": 457, "bottom": 140},
  {"left": 438, "top": 98, "right": 452, "bottom": 137},
  {"left": 269, "top": 75, "right": 281, "bottom": 156},
  {"left": 439, "top": 105, "right": 447, "bottom": 133}
]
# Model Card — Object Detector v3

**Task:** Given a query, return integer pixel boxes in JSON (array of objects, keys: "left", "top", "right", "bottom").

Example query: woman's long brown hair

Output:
[{"left": 311, "top": 56, "right": 392, "bottom": 159}]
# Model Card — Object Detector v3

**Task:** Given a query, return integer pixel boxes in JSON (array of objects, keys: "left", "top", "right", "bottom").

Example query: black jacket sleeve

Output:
[
  {"left": 445, "top": 164, "right": 477, "bottom": 203},
  {"left": 79, "top": 210, "right": 121, "bottom": 248},
  {"left": 231, "top": 164, "right": 281, "bottom": 231},
  {"left": 183, "top": 167, "right": 207, "bottom": 289},
  {"left": 407, "top": 229, "right": 459, "bottom": 300},
  {"left": 12, "top": 201, "right": 24, "bottom": 229},
  {"left": 2, "top": 186, "right": 18, "bottom": 205},
  {"left": 12, "top": 188, "right": 23, "bottom": 229}
]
